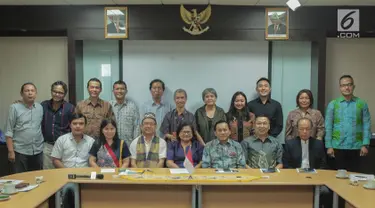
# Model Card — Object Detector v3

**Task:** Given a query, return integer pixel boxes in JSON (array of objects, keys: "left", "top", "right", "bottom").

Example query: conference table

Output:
[{"left": 0, "top": 168, "right": 374, "bottom": 208}]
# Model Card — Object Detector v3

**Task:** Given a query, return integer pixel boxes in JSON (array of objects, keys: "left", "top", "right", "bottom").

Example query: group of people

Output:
[{"left": 3, "top": 75, "right": 371, "bottom": 177}]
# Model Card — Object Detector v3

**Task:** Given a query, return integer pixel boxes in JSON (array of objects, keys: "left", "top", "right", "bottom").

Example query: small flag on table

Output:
[{"left": 183, "top": 146, "right": 195, "bottom": 175}]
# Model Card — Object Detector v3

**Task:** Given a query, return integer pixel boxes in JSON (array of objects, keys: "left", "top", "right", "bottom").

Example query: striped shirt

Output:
[{"left": 325, "top": 96, "right": 371, "bottom": 149}]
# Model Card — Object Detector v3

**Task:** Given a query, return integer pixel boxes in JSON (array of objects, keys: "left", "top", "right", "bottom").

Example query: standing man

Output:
[
  {"left": 248, "top": 77, "right": 283, "bottom": 138},
  {"left": 41, "top": 81, "right": 75, "bottom": 169},
  {"left": 202, "top": 120, "right": 246, "bottom": 169},
  {"left": 141, "top": 79, "right": 174, "bottom": 137},
  {"left": 75, "top": 78, "right": 115, "bottom": 140},
  {"left": 5, "top": 82, "right": 44, "bottom": 173},
  {"left": 325, "top": 75, "right": 371, "bottom": 172},
  {"left": 109, "top": 80, "right": 140, "bottom": 146},
  {"left": 241, "top": 115, "right": 283, "bottom": 169},
  {"left": 160, "top": 89, "right": 204, "bottom": 144}
]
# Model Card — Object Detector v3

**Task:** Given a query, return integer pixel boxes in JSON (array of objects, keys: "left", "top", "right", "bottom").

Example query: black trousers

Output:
[
  {"left": 333, "top": 149, "right": 361, "bottom": 172},
  {"left": 14, "top": 152, "right": 43, "bottom": 173},
  {"left": 333, "top": 149, "right": 362, "bottom": 208}
]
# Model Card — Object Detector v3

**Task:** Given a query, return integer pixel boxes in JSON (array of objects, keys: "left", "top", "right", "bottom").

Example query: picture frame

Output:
[
  {"left": 265, "top": 8, "right": 289, "bottom": 40},
  {"left": 105, "top": 7, "right": 128, "bottom": 39}
]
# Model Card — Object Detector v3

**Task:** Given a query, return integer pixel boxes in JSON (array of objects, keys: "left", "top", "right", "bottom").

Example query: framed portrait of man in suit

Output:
[
  {"left": 265, "top": 8, "right": 289, "bottom": 40},
  {"left": 105, "top": 7, "right": 128, "bottom": 39}
]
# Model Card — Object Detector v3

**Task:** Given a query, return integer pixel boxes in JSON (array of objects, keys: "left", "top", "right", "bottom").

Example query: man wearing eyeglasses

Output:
[
  {"left": 129, "top": 112, "right": 167, "bottom": 168},
  {"left": 325, "top": 75, "right": 371, "bottom": 173},
  {"left": 41, "top": 81, "right": 75, "bottom": 169}
]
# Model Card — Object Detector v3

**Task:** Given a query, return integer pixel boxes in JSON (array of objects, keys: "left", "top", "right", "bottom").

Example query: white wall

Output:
[
  {"left": 122, "top": 40, "right": 269, "bottom": 114},
  {"left": 326, "top": 38, "right": 375, "bottom": 132},
  {"left": 0, "top": 37, "right": 68, "bottom": 130},
  {"left": 81, "top": 40, "right": 120, "bottom": 102},
  {"left": 272, "top": 41, "right": 312, "bottom": 143}
]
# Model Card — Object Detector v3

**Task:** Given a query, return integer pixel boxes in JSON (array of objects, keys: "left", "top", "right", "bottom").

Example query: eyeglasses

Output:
[
  {"left": 181, "top": 131, "right": 192, "bottom": 135},
  {"left": 52, "top": 90, "right": 65, "bottom": 96},
  {"left": 340, "top": 83, "right": 353, "bottom": 88},
  {"left": 151, "top": 87, "right": 163, "bottom": 91}
]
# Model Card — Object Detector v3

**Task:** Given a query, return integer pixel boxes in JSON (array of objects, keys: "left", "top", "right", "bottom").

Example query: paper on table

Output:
[
  {"left": 17, "top": 184, "right": 39, "bottom": 192},
  {"left": 349, "top": 174, "right": 375, "bottom": 181},
  {"left": 169, "top": 169, "right": 189, "bottom": 174},
  {"left": 118, "top": 169, "right": 143, "bottom": 175},
  {"left": 0, "top": 180, "right": 23, "bottom": 185},
  {"left": 101, "top": 168, "right": 116, "bottom": 173}
]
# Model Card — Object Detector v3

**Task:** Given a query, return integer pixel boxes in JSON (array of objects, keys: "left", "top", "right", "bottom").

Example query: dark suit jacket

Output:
[{"left": 283, "top": 137, "right": 327, "bottom": 169}]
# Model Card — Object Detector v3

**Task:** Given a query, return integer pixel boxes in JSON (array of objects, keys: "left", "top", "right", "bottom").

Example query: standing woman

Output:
[
  {"left": 226, "top": 91, "right": 255, "bottom": 143},
  {"left": 166, "top": 122, "right": 203, "bottom": 168},
  {"left": 285, "top": 89, "right": 325, "bottom": 140},
  {"left": 89, "top": 119, "right": 130, "bottom": 168},
  {"left": 195, "top": 88, "right": 226, "bottom": 144}
]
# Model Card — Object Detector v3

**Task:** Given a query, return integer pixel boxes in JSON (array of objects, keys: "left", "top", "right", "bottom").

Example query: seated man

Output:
[
  {"left": 283, "top": 118, "right": 327, "bottom": 169},
  {"left": 283, "top": 118, "right": 330, "bottom": 208},
  {"left": 241, "top": 115, "right": 283, "bottom": 169},
  {"left": 202, "top": 120, "right": 246, "bottom": 169},
  {"left": 51, "top": 113, "right": 95, "bottom": 168},
  {"left": 129, "top": 112, "right": 167, "bottom": 168}
]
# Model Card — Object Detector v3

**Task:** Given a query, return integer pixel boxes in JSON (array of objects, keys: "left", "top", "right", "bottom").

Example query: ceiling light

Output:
[{"left": 286, "top": 0, "right": 301, "bottom": 11}]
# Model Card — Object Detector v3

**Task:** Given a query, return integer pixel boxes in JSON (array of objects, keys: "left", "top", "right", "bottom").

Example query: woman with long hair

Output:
[
  {"left": 226, "top": 91, "right": 255, "bottom": 142},
  {"left": 89, "top": 119, "right": 130, "bottom": 168}
]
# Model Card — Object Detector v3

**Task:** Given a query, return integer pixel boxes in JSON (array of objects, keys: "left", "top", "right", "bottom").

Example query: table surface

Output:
[{"left": 0, "top": 168, "right": 374, "bottom": 208}]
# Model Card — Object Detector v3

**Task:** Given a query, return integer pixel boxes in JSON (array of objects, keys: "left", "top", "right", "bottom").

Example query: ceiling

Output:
[{"left": 0, "top": 0, "right": 374, "bottom": 6}]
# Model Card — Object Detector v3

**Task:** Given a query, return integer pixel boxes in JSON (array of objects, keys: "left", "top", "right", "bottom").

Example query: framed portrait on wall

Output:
[
  {"left": 265, "top": 8, "right": 289, "bottom": 40},
  {"left": 105, "top": 7, "right": 128, "bottom": 39}
]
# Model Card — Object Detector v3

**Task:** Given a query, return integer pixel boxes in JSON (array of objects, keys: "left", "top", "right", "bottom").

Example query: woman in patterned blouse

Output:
[
  {"left": 226, "top": 91, "right": 255, "bottom": 143},
  {"left": 285, "top": 89, "right": 325, "bottom": 140}
]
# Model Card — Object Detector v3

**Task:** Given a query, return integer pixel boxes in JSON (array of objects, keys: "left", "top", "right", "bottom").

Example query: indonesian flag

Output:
[{"left": 183, "top": 147, "right": 195, "bottom": 174}]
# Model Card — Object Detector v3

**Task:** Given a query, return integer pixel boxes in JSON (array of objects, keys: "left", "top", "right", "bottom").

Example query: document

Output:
[
  {"left": 260, "top": 168, "right": 280, "bottom": 173},
  {"left": 169, "top": 169, "right": 189, "bottom": 174},
  {"left": 17, "top": 184, "right": 39, "bottom": 192},
  {"left": 215, "top": 168, "right": 239, "bottom": 173},
  {"left": 296, "top": 168, "right": 317, "bottom": 173},
  {"left": 101, "top": 168, "right": 116, "bottom": 173},
  {"left": 0, "top": 180, "right": 23, "bottom": 185}
]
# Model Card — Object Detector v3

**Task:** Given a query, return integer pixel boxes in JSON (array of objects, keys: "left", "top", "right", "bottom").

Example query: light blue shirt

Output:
[
  {"left": 325, "top": 96, "right": 371, "bottom": 150},
  {"left": 5, "top": 102, "right": 44, "bottom": 155},
  {"left": 140, "top": 100, "right": 174, "bottom": 138}
]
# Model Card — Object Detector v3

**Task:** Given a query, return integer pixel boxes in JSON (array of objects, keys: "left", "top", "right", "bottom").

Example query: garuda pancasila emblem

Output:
[{"left": 180, "top": 4, "right": 212, "bottom": 35}]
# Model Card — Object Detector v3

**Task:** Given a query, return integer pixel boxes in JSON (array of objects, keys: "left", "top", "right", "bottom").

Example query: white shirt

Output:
[
  {"left": 51, "top": 133, "right": 95, "bottom": 168},
  {"left": 129, "top": 135, "right": 167, "bottom": 159},
  {"left": 301, "top": 139, "right": 310, "bottom": 169}
]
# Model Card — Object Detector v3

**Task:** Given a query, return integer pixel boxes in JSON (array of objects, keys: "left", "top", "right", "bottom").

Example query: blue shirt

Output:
[
  {"left": 41, "top": 100, "right": 75, "bottom": 144},
  {"left": 167, "top": 140, "right": 203, "bottom": 168},
  {"left": 325, "top": 96, "right": 371, "bottom": 149},
  {"left": 5, "top": 103, "right": 44, "bottom": 155},
  {"left": 140, "top": 100, "right": 174, "bottom": 137},
  {"left": 0, "top": 129, "right": 5, "bottom": 144}
]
